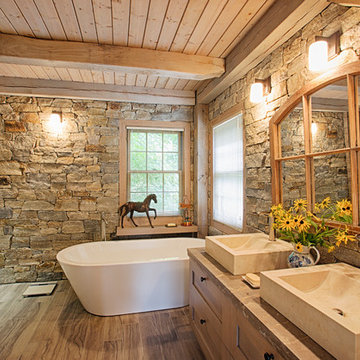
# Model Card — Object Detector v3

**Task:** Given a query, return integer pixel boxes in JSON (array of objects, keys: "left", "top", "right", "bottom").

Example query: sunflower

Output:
[
  {"left": 293, "top": 199, "right": 307, "bottom": 213},
  {"left": 295, "top": 243, "right": 303, "bottom": 252},
  {"left": 297, "top": 217, "right": 311, "bottom": 232},
  {"left": 336, "top": 199, "right": 352, "bottom": 217},
  {"left": 278, "top": 214, "right": 295, "bottom": 231},
  {"left": 328, "top": 245, "right": 335, "bottom": 253}
]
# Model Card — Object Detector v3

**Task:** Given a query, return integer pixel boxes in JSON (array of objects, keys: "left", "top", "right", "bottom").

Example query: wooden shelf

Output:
[{"left": 116, "top": 225, "right": 198, "bottom": 237}]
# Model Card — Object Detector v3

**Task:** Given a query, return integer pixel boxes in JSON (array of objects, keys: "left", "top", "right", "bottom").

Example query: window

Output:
[
  {"left": 212, "top": 114, "right": 244, "bottom": 230},
  {"left": 119, "top": 120, "right": 191, "bottom": 224},
  {"left": 128, "top": 129, "right": 182, "bottom": 215}
]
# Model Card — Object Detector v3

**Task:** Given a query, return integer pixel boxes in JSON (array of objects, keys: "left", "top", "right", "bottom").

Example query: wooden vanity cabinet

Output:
[{"left": 189, "top": 258, "right": 284, "bottom": 360}]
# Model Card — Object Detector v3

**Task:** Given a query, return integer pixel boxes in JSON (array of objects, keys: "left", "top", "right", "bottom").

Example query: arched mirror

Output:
[{"left": 270, "top": 61, "right": 360, "bottom": 231}]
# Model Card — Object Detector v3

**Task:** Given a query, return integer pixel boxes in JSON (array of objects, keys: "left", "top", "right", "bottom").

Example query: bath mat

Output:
[{"left": 23, "top": 283, "right": 57, "bottom": 297}]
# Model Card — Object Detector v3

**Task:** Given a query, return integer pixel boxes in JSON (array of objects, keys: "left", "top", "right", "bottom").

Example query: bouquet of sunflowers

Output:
[{"left": 270, "top": 197, "right": 356, "bottom": 253}]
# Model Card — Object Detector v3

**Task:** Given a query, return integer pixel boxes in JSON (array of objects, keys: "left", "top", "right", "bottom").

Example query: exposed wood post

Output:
[{"left": 194, "top": 103, "right": 209, "bottom": 238}]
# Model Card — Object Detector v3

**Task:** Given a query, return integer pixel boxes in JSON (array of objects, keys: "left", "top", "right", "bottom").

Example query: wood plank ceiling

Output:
[{"left": 0, "top": 0, "right": 332, "bottom": 104}]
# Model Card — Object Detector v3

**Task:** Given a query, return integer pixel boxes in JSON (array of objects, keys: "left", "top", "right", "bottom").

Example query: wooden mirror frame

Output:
[{"left": 270, "top": 61, "right": 360, "bottom": 232}]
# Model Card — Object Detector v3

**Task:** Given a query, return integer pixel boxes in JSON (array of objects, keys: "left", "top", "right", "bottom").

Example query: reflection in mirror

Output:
[
  {"left": 282, "top": 159, "right": 306, "bottom": 208},
  {"left": 314, "top": 153, "right": 351, "bottom": 204},
  {"left": 280, "top": 101, "right": 304, "bottom": 158},
  {"left": 311, "top": 78, "right": 350, "bottom": 153}
]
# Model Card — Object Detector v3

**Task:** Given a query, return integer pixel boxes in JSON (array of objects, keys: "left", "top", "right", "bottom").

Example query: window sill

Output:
[{"left": 116, "top": 224, "right": 198, "bottom": 236}]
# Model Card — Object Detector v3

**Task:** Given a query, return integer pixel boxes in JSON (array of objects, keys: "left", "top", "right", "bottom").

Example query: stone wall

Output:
[
  {"left": 208, "top": 4, "right": 360, "bottom": 265},
  {"left": 0, "top": 97, "right": 193, "bottom": 283},
  {"left": 281, "top": 110, "right": 350, "bottom": 207}
]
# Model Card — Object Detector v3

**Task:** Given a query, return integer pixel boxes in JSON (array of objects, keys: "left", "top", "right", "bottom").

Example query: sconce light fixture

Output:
[
  {"left": 48, "top": 111, "right": 63, "bottom": 135},
  {"left": 311, "top": 122, "right": 318, "bottom": 135},
  {"left": 308, "top": 31, "right": 340, "bottom": 71},
  {"left": 250, "top": 77, "right": 271, "bottom": 103}
]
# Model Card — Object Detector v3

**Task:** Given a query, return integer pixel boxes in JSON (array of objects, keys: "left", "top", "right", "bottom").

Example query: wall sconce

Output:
[
  {"left": 308, "top": 31, "right": 340, "bottom": 71},
  {"left": 250, "top": 77, "right": 271, "bottom": 103},
  {"left": 48, "top": 111, "right": 63, "bottom": 135},
  {"left": 311, "top": 122, "right": 318, "bottom": 135}
]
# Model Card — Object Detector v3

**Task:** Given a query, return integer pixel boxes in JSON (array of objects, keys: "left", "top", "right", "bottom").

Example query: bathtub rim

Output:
[{"left": 56, "top": 238, "right": 205, "bottom": 268}]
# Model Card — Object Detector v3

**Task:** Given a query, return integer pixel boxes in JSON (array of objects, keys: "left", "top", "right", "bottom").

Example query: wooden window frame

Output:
[
  {"left": 209, "top": 103, "right": 245, "bottom": 234},
  {"left": 119, "top": 119, "right": 191, "bottom": 228},
  {"left": 270, "top": 61, "right": 360, "bottom": 232}
]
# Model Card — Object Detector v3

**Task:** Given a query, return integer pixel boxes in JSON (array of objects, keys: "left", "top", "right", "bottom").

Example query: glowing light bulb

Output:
[
  {"left": 48, "top": 113, "right": 63, "bottom": 135},
  {"left": 250, "top": 82, "right": 264, "bottom": 103},
  {"left": 311, "top": 122, "right": 318, "bottom": 134},
  {"left": 309, "top": 40, "right": 328, "bottom": 72}
]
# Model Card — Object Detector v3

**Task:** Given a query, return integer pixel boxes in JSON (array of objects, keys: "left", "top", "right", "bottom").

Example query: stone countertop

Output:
[{"left": 188, "top": 247, "right": 335, "bottom": 360}]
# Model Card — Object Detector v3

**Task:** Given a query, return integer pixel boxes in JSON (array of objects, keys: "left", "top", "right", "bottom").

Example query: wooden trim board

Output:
[{"left": 0, "top": 76, "right": 195, "bottom": 105}]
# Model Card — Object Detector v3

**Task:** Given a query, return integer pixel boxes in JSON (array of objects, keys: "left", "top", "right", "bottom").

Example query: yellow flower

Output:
[
  {"left": 278, "top": 214, "right": 295, "bottom": 231},
  {"left": 321, "top": 197, "right": 331, "bottom": 208},
  {"left": 270, "top": 204, "right": 285, "bottom": 218},
  {"left": 295, "top": 243, "right": 303, "bottom": 252},
  {"left": 293, "top": 199, "right": 307, "bottom": 212},
  {"left": 297, "top": 217, "right": 311, "bottom": 232},
  {"left": 336, "top": 199, "right": 352, "bottom": 217},
  {"left": 328, "top": 245, "right": 335, "bottom": 253},
  {"left": 334, "top": 229, "right": 356, "bottom": 246},
  {"left": 307, "top": 211, "right": 320, "bottom": 222}
]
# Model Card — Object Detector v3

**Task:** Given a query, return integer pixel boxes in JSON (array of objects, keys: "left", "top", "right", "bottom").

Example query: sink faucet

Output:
[
  {"left": 269, "top": 215, "right": 275, "bottom": 241},
  {"left": 101, "top": 213, "right": 108, "bottom": 241}
]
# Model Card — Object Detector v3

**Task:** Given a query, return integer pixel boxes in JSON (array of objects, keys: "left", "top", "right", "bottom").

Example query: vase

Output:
[{"left": 287, "top": 245, "right": 320, "bottom": 268}]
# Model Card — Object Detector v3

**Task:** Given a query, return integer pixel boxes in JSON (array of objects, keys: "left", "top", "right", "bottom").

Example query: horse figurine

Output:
[{"left": 118, "top": 194, "right": 157, "bottom": 228}]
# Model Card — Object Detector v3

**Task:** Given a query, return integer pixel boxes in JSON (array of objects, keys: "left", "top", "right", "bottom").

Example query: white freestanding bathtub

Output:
[{"left": 56, "top": 237, "right": 204, "bottom": 316}]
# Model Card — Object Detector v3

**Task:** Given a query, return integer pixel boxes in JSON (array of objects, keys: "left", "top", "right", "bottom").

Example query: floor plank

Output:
[{"left": 0, "top": 281, "right": 204, "bottom": 360}]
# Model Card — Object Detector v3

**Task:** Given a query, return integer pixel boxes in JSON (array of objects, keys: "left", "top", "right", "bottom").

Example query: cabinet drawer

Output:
[
  {"left": 191, "top": 260, "right": 222, "bottom": 320},
  {"left": 190, "top": 285, "right": 227, "bottom": 360},
  {"left": 225, "top": 305, "right": 285, "bottom": 360}
]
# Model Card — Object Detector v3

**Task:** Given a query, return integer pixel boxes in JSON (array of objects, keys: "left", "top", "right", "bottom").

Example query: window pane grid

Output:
[{"left": 128, "top": 129, "right": 181, "bottom": 215}]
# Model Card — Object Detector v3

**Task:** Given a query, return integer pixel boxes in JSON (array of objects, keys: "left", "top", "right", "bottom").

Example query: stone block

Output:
[
  {"left": 55, "top": 199, "right": 79, "bottom": 211},
  {"left": 80, "top": 200, "right": 97, "bottom": 211},
  {"left": 0, "top": 176, "right": 11, "bottom": 186},
  {"left": 0, "top": 161, "right": 22, "bottom": 175},
  {"left": 62, "top": 221, "right": 85, "bottom": 234},
  {"left": 74, "top": 156, "right": 94, "bottom": 166},
  {"left": 84, "top": 219, "right": 100, "bottom": 233},
  {"left": 97, "top": 197, "right": 118, "bottom": 212},
  {"left": 67, "top": 172, "right": 93, "bottom": 183},
  {"left": 0, "top": 149, "right": 12, "bottom": 161},
  {"left": 21, "top": 113, "right": 40, "bottom": 124},
  {"left": 86, "top": 181, "right": 102, "bottom": 191},
  {"left": 23, "top": 200, "right": 54, "bottom": 211},
  {"left": 0, "top": 267, "right": 15, "bottom": 283},
  {"left": 99, "top": 135, "right": 118, "bottom": 146},
  {"left": 0, "top": 234, "right": 11, "bottom": 249},
  {"left": 38, "top": 210, "right": 68, "bottom": 221},
  {"left": 85, "top": 144, "right": 106, "bottom": 153},
  {"left": 11, "top": 103, "right": 40, "bottom": 112},
  {"left": 101, "top": 174, "right": 118, "bottom": 184},
  {"left": 0, "top": 207, "right": 13, "bottom": 219},
  {"left": 56, "top": 156, "right": 74, "bottom": 165},
  {"left": 11, "top": 236, "right": 30, "bottom": 248}
]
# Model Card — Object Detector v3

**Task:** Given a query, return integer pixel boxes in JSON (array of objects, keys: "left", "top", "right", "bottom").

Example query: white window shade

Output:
[{"left": 213, "top": 115, "right": 243, "bottom": 229}]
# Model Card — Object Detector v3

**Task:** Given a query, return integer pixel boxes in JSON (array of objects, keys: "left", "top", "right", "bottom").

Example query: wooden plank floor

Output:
[{"left": 0, "top": 281, "right": 205, "bottom": 360}]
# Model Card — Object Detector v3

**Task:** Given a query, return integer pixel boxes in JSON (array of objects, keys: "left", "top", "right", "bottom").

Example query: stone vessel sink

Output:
[
  {"left": 260, "top": 263, "right": 360, "bottom": 360},
  {"left": 205, "top": 233, "right": 292, "bottom": 275}
]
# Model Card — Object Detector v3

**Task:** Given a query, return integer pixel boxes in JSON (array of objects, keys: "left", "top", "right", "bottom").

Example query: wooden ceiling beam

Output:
[
  {"left": 197, "top": 0, "right": 329, "bottom": 104},
  {"left": 0, "top": 76, "right": 195, "bottom": 105},
  {"left": 0, "top": 34, "right": 224, "bottom": 81},
  {"left": 328, "top": 0, "right": 360, "bottom": 6}
]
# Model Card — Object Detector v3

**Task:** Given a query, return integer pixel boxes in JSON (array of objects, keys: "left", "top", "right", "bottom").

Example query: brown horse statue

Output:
[{"left": 118, "top": 194, "right": 157, "bottom": 228}]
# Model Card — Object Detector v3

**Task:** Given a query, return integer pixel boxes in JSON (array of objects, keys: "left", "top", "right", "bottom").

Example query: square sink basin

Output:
[
  {"left": 205, "top": 233, "right": 292, "bottom": 275},
  {"left": 260, "top": 263, "right": 360, "bottom": 360}
]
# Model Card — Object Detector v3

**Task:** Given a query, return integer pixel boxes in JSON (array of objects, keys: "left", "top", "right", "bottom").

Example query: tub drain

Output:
[{"left": 333, "top": 308, "right": 344, "bottom": 316}]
